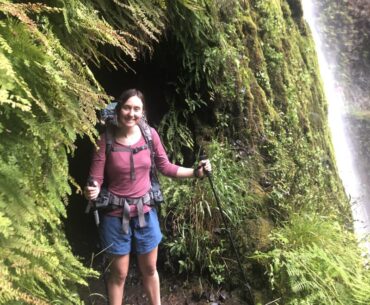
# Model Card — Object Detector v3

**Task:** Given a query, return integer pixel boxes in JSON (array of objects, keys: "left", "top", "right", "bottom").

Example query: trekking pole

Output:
[
  {"left": 85, "top": 178, "right": 109, "bottom": 305},
  {"left": 200, "top": 154, "right": 255, "bottom": 305}
]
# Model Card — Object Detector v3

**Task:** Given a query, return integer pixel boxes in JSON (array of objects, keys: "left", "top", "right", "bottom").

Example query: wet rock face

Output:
[
  {"left": 286, "top": 0, "right": 304, "bottom": 20},
  {"left": 245, "top": 217, "right": 274, "bottom": 251}
]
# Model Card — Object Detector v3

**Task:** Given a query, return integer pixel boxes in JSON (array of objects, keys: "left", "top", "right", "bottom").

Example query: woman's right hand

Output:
[{"left": 84, "top": 180, "right": 100, "bottom": 201}]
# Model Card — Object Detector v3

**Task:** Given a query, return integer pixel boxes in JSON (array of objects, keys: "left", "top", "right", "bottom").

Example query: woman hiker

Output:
[{"left": 84, "top": 88, "right": 211, "bottom": 305}]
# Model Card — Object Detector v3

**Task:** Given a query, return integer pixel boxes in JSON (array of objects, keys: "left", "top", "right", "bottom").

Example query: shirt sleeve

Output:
[
  {"left": 88, "top": 134, "right": 106, "bottom": 187},
  {"left": 151, "top": 128, "right": 179, "bottom": 177}
]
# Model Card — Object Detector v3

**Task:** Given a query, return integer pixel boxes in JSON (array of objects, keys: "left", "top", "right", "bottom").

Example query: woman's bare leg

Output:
[
  {"left": 137, "top": 247, "right": 161, "bottom": 305},
  {"left": 106, "top": 254, "right": 130, "bottom": 305}
]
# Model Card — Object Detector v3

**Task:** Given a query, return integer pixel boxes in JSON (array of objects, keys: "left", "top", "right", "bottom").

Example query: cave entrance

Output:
[{"left": 65, "top": 40, "right": 180, "bottom": 260}]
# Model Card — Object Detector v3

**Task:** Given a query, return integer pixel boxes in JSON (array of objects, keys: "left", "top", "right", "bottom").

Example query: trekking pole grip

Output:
[
  {"left": 86, "top": 177, "right": 100, "bottom": 226},
  {"left": 199, "top": 152, "right": 211, "bottom": 177}
]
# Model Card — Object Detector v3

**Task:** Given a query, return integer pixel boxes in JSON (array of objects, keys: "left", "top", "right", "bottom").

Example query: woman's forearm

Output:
[{"left": 175, "top": 166, "right": 195, "bottom": 178}]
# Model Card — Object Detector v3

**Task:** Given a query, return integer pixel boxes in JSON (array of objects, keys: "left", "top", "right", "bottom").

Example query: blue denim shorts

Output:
[{"left": 99, "top": 208, "right": 162, "bottom": 255}]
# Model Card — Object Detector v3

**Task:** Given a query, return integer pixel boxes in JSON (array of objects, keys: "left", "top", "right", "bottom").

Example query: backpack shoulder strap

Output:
[
  {"left": 138, "top": 120, "right": 157, "bottom": 174},
  {"left": 105, "top": 125, "right": 115, "bottom": 158},
  {"left": 138, "top": 120, "right": 163, "bottom": 204},
  {"left": 137, "top": 119, "right": 153, "bottom": 144}
]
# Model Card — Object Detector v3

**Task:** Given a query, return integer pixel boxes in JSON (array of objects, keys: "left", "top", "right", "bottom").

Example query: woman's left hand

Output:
[{"left": 197, "top": 159, "right": 212, "bottom": 177}]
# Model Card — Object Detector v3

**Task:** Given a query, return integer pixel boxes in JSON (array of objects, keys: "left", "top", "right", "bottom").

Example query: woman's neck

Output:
[
  {"left": 114, "top": 125, "right": 141, "bottom": 145},
  {"left": 115, "top": 126, "right": 136, "bottom": 138}
]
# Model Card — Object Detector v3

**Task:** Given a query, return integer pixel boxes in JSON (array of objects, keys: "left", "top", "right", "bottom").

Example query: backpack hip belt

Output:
[{"left": 107, "top": 191, "right": 151, "bottom": 234}]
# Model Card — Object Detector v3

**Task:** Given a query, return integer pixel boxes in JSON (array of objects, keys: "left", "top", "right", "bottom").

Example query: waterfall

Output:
[{"left": 302, "top": 0, "right": 370, "bottom": 252}]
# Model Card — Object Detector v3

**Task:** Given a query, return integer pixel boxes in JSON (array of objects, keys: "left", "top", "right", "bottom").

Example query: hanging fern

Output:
[{"left": 0, "top": 0, "right": 168, "bottom": 303}]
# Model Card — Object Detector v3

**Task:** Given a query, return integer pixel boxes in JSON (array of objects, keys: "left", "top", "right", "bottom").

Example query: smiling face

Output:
[{"left": 117, "top": 95, "right": 144, "bottom": 128}]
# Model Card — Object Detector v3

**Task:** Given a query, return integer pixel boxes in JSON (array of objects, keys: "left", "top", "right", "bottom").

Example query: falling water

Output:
[{"left": 302, "top": 0, "right": 370, "bottom": 251}]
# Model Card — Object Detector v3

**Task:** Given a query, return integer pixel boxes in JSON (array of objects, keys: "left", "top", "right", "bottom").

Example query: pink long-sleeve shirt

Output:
[{"left": 89, "top": 127, "right": 179, "bottom": 216}]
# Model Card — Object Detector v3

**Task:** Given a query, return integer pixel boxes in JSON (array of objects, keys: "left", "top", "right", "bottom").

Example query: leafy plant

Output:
[
  {"left": 252, "top": 213, "right": 370, "bottom": 304},
  {"left": 161, "top": 140, "right": 261, "bottom": 284},
  {"left": 158, "top": 95, "right": 205, "bottom": 163}
]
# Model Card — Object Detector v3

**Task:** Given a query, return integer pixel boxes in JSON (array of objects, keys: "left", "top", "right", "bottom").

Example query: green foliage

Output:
[
  {"left": 252, "top": 213, "right": 370, "bottom": 304},
  {"left": 155, "top": 1, "right": 362, "bottom": 304},
  {"left": 0, "top": 0, "right": 365, "bottom": 304},
  {"left": 260, "top": 116, "right": 349, "bottom": 221},
  {"left": 161, "top": 140, "right": 262, "bottom": 284},
  {"left": 158, "top": 94, "right": 206, "bottom": 163},
  {"left": 0, "top": 0, "right": 167, "bottom": 303},
  {"left": 165, "top": 0, "right": 254, "bottom": 139}
]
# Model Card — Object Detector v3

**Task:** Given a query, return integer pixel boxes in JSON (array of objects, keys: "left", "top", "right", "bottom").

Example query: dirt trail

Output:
[{"left": 81, "top": 264, "right": 244, "bottom": 305}]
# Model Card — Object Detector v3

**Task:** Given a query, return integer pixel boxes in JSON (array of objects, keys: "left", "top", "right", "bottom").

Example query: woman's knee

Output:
[
  {"left": 110, "top": 267, "right": 128, "bottom": 284},
  {"left": 140, "top": 264, "right": 157, "bottom": 277},
  {"left": 109, "top": 255, "right": 129, "bottom": 284},
  {"left": 138, "top": 247, "right": 158, "bottom": 277}
]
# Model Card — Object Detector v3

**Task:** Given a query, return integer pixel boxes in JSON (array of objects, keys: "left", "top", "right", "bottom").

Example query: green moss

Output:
[{"left": 244, "top": 217, "right": 274, "bottom": 251}]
